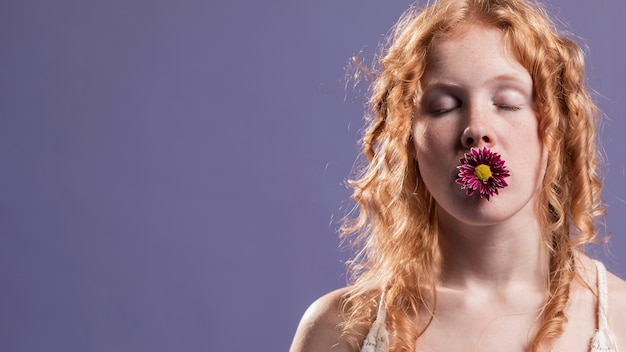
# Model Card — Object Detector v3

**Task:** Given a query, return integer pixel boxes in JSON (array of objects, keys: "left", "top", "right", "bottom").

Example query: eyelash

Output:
[
  {"left": 496, "top": 104, "right": 522, "bottom": 111},
  {"left": 432, "top": 108, "right": 456, "bottom": 116},
  {"left": 431, "top": 104, "right": 520, "bottom": 116},
  {"left": 428, "top": 101, "right": 522, "bottom": 117}
]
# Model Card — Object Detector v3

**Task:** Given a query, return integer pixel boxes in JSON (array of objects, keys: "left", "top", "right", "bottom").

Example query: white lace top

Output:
[{"left": 361, "top": 260, "right": 618, "bottom": 352}]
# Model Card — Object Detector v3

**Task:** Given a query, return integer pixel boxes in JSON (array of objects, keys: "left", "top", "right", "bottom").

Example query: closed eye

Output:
[{"left": 428, "top": 97, "right": 462, "bottom": 116}]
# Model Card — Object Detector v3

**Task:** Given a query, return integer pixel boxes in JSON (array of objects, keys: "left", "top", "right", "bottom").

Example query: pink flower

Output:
[{"left": 456, "top": 147, "right": 510, "bottom": 200}]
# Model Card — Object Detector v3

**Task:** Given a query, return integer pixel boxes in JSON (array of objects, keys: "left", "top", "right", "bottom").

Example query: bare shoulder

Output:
[
  {"left": 290, "top": 287, "right": 356, "bottom": 352},
  {"left": 606, "top": 269, "right": 626, "bottom": 348}
]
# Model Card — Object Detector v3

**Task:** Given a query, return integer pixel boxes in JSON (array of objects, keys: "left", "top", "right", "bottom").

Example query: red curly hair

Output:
[{"left": 340, "top": 0, "right": 605, "bottom": 351}]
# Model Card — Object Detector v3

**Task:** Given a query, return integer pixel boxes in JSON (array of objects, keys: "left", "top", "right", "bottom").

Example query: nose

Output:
[{"left": 460, "top": 107, "right": 495, "bottom": 149}]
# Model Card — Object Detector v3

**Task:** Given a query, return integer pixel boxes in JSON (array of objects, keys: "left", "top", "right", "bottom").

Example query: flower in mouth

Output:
[{"left": 456, "top": 147, "right": 510, "bottom": 200}]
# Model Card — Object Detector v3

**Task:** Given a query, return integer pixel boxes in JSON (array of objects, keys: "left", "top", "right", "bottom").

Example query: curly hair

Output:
[{"left": 339, "top": 0, "right": 605, "bottom": 351}]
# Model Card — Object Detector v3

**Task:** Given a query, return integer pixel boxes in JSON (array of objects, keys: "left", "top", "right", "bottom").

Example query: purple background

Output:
[{"left": 1, "top": 1, "right": 625, "bottom": 351}]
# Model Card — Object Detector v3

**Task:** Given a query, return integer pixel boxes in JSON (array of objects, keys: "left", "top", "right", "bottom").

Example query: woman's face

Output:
[{"left": 412, "top": 23, "right": 548, "bottom": 227}]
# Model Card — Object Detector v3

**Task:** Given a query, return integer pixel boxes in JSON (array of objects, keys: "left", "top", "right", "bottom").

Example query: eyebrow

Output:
[
  {"left": 485, "top": 73, "right": 532, "bottom": 88},
  {"left": 421, "top": 73, "right": 532, "bottom": 92}
]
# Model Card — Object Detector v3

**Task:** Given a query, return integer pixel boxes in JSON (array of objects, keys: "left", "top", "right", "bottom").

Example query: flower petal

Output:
[{"left": 456, "top": 147, "right": 510, "bottom": 200}]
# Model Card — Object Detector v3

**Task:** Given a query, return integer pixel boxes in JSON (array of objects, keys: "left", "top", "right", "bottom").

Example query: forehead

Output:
[{"left": 422, "top": 23, "right": 531, "bottom": 85}]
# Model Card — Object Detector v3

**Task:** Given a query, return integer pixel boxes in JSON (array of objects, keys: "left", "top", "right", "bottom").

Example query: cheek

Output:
[
  {"left": 411, "top": 121, "right": 446, "bottom": 157},
  {"left": 412, "top": 123, "right": 457, "bottom": 182},
  {"left": 511, "top": 123, "right": 547, "bottom": 182}
]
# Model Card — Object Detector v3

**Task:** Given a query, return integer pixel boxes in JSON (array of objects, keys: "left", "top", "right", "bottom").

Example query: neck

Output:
[{"left": 436, "top": 206, "right": 549, "bottom": 293}]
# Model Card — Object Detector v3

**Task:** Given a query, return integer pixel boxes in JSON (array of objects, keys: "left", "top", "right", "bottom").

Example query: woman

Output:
[{"left": 291, "top": 0, "right": 626, "bottom": 351}]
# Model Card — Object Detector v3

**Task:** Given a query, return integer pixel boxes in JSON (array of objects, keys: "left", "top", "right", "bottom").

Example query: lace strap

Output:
[
  {"left": 590, "top": 260, "right": 618, "bottom": 352},
  {"left": 595, "top": 260, "right": 610, "bottom": 331},
  {"left": 361, "top": 292, "right": 389, "bottom": 352}
]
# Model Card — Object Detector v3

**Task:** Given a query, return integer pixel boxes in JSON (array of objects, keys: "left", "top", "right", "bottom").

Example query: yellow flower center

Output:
[{"left": 475, "top": 164, "right": 492, "bottom": 182}]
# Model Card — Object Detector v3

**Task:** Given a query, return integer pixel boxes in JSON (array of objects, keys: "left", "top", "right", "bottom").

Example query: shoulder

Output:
[
  {"left": 606, "top": 268, "right": 626, "bottom": 348},
  {"left": 290, "top": 287, "right": 357, "bottom": 352}
]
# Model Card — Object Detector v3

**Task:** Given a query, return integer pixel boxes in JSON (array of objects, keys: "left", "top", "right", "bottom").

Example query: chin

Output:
[{"left": 436, "top": 194, "right": 519, "bottom": 227}]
